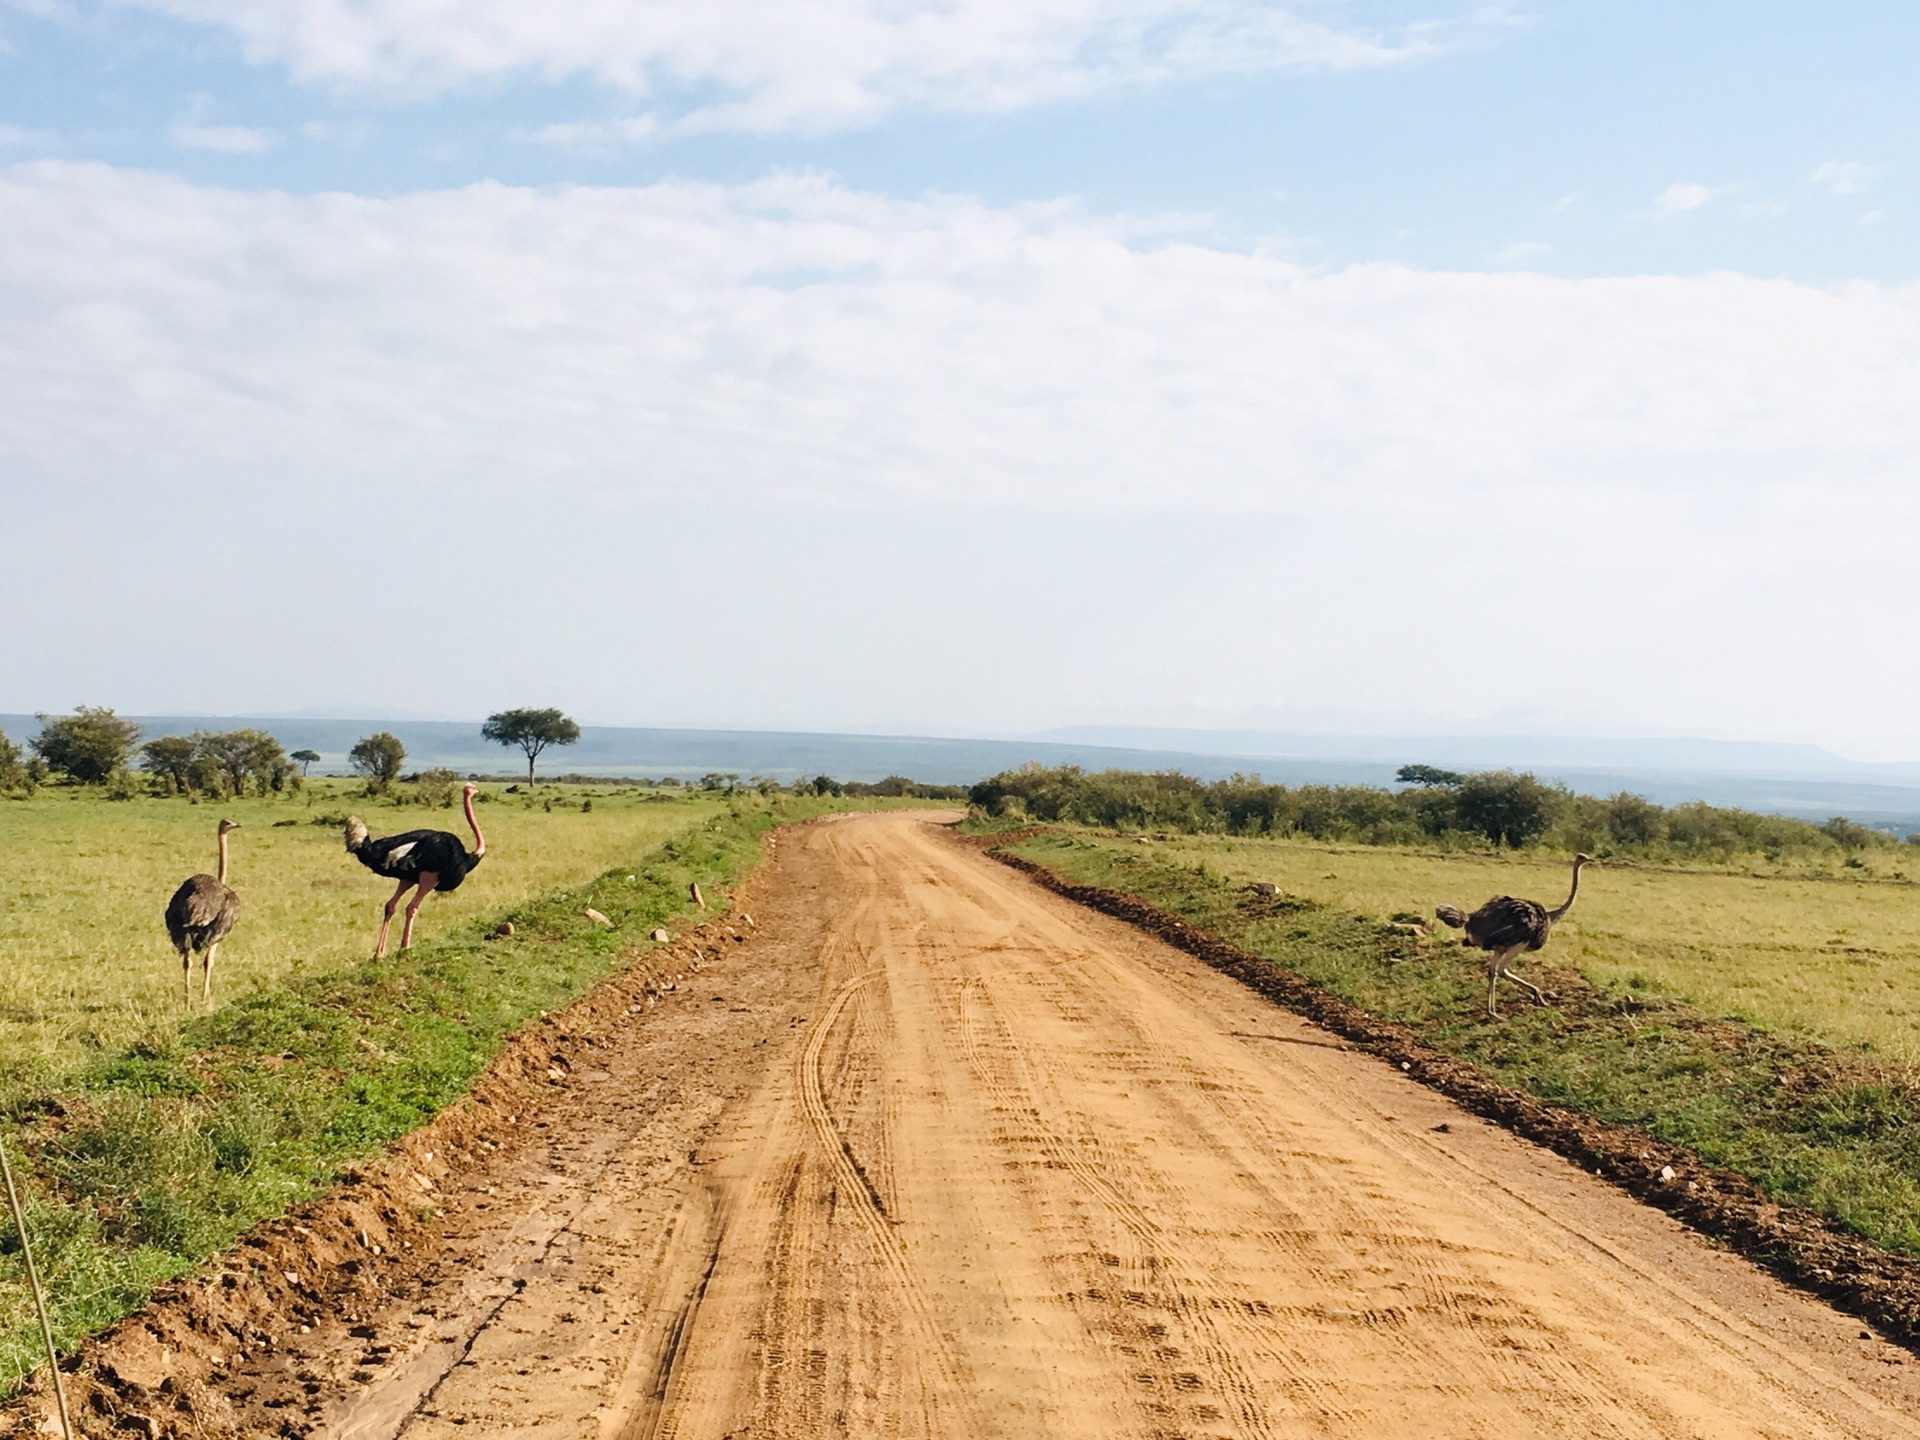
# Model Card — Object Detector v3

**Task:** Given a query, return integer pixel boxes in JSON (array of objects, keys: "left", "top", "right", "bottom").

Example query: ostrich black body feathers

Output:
[
  {"left": 1438, "top": 895, "right": 1552, "bottom": 954},
  {"left": 345, "top": 819, "right": 483, "bottom": 890}
]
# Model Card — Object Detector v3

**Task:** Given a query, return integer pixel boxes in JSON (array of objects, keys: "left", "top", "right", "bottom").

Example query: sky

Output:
[{"left": 3, "top": 2, "right": 1918, "bottom": 756}]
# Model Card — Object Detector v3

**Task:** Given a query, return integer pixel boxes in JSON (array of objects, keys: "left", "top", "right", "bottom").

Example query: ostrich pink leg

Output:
[
  {"left": 399, "top": 872, "right": 440, "bottom": 951},
  {"left": 203, "top": 941, "right": 220, "bottom": 1001},
  {"left": 376, "top": 878, "right": 411, "bottom": 958}
]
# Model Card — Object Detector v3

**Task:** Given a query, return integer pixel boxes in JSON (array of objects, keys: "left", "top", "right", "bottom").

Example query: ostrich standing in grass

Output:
[
  {"left": 1436, "top": 854, "right": 1595, "bottom": 1018},
  {"left": 165, "top": 819, "right": 240, "bottom": 1006},
  {"left": 345, "top": 783, "right": 487, "bottom": 957}
]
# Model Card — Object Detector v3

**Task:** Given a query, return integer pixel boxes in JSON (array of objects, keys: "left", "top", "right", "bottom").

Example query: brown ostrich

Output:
[
  {"left": 165, "top": 818, "right": 241, "bottom": 1006},
  {"left": 344, "top": 783, "right": 487, "bottom": 957},
  {"left": 1436, "top": 853, "right": 1595, "bottom": 1017}
]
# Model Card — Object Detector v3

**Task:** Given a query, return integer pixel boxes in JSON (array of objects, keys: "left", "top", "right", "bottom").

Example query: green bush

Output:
[
  {"left": 966, "top": 763, "right": 1893, "bottom": 865},
  {"left": 30, "top": 707, "right": 141, "bottom": 785}
]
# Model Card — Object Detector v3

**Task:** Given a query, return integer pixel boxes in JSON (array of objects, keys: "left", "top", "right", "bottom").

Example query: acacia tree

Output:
[
  {"left": 31, "top": 706, "right": 142, "bottom": 784},
  {"left": 1453, "top": 771, "right": 1564, "bottom": 849},
  {"left": 291, "top": 749, "right": 321, "bottom": 777},
  {"left": 1395, "top": 763, "right": 1463, "bottom": 788},
  {"left": 482, "top": 708, "right": 580, "bottom": 786},
  {"left": 349, "top": 731, "right": 407, "bottom": 791},
  {"left": 198, "top": 729, "right": 292, "bottom": 795},
  {"left": 140, "top": 735, "right": 199, "bottom": 793}
]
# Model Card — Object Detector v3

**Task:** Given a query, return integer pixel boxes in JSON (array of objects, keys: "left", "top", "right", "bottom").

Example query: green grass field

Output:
[
  {"left": 0, "top": 781, "right": 725, "bottom": 1070},
  {"left": 1130, "top": 833, "right": 1920, "bottom": 1062}
]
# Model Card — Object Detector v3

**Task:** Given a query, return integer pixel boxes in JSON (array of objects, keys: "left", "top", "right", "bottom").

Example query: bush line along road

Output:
[{"left": 6, "top": 812, "right": 1920, "bottom": 1438}]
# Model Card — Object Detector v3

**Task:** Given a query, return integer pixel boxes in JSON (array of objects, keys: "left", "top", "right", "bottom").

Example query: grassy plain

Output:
[
  {"left": 0, "top": 781, "right": 724, "bottom": 1068},
  {"left": 1131, "top": 833, "right": 1920, "bottom": 1061},
  {"left": 0, "top": 783, "right": 868, "bottom": 1391},
  {"left": 993, "top": 826, "right": 1920, "bottom": 1265}
]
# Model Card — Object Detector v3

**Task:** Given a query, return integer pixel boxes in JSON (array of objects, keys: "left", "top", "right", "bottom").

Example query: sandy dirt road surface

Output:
[{"left": 263, "top": 813, "right": 1920, "bottom": 1440}]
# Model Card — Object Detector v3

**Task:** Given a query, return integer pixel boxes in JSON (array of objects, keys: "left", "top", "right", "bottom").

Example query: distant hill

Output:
[{"left": 7, "top": 715, "right": 1920, "bottom": 830}]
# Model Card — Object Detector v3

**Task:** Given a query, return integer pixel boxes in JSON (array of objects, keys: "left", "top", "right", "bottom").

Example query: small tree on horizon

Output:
[
  {"left": 0, "top": 729, "right": 21, "bottom": 791},
  {"left": 140, "top": 735, "right": 199, "bottom": 794},
  {"left": 32, "top": 706, "right": 142, "bottom": 785},
  {"left": 1395, "top": 764, "right": 1464, "bottom": 788},
  {"left": 349, "top": 731, "right": 407, "bottom": 792},
  {"left": 482, "top": 707, "right": 581, "bottom": 786},
  {"left": 291, "top": 749, "right": 321, "bottom": 777}
]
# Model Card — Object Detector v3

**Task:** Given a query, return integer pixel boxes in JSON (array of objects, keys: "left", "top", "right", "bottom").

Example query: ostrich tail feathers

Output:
[
  {"left": 344, "top": 817, "right": 369, "bottom": 853},
  {"left": 1434, "top": 905, "right": 1469, "bottom": 929}
]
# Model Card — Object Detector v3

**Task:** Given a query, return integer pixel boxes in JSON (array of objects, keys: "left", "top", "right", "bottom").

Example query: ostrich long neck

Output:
[
  {"left": 216, "top": 829, "right": 230, "bottom": 885},
  {"left": 463, "top": 791, "right": 487, "bottom": 856},
  {"left": 1547, "top": 858, "right": 1584, "bottom": 922}
]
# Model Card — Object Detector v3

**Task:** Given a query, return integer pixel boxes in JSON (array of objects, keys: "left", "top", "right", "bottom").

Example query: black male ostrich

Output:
[
  {"left": 1436, "top": 853, "right": 1594, "bottom": 1018},
  {"left": 345, "top": 783, "right": 487, "bottom": 957},
  {"left": 165, "top": 818, "right": 241, "bottom": 1006}
]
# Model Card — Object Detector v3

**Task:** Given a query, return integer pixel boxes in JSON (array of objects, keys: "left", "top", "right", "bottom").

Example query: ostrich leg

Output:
[
  {"left": 202, "top": 941, "right": 220, "bottom": 1001},
  {"left": 399, "top": 873, "right": 440, "bottom": 951},
  {"left": 182, "top": 949, "right": 193, "bottom": 1008},
  {"left": 1500, "top": 964, "right": 1547, "bottom": 1008},
  {"left": 376, "top": 878, "right": 411, "bottom": 958},
  {"left": 1486, "top": 944, "right": 1528, "bottom": 1017}
]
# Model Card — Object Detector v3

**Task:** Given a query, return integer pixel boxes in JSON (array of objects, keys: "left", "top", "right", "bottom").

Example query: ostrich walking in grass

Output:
[
  {"left": 165, "top": 818, "right": 241, "bottom": 1006},
  {"left": 345, "top": 783, "right": 487, "bottom": 957},
  {"left": 1436, "top": 854, "right": 1595, "bottom": 1018}
]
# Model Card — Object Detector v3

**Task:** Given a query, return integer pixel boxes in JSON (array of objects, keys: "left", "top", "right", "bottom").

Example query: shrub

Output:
[
  {"left": 965, "top": 763, "right": 1882, "bottom": 867},
  {"left": 414, "top": 768, "right": 460, "bottom": 808},
  {"left": 31, "top": 707, "right": 142, "bottom": 784},
  {"left": 139, "top": 736, "right": 198, "bottom": 794},
  {"left": 348, "top": 732, "right": 406, "bottom": 792},
  {"left": 0, "top": 729, "right": 22, "bottom": 792},
  {"left": 1822, "top": 816, "right": 1879, "bottom": 852},
  {"left": 197, "top": 729, "right": 293, "bottom": 796}
]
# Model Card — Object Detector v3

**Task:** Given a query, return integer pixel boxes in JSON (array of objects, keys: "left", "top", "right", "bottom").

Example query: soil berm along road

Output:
[{"left": 252, "top": 813, "right": 1920, "bottom": 1439}]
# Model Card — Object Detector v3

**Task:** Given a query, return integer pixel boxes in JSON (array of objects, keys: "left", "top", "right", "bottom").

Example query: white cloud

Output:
[
  {"left": 519, "top": 115, "right": 662, "bottom": 151},
  {"left": 1552, "top": 191, "right": 1583, "bottom": 212},
  {"left": 1492, "top": 239, "right": 1548, "bottom": 263},
  {"left": 170, "top": 94, "right": 274, "bottom": 153},
  {"left": 1861, "top": 210, "right": 1885, "bottom": 227},
  {"left": 172, "top": 120, "right": 275, "bottom": 153},
  {"left": 1811, "top": 160, "right": 1880, "bottom": 197},
  {"left": 1650, "top": 181, "right": 1724, "bottom": 215},
  {"left": 117, "top": 0, "right": 1502, "bottom": 132},
  {"left": 5, "top": 162, "right": 1920, "bottom": 747},
  {"left": 2, "top": 161, "right": 1915, "bottom": 521},
  {"left": 0, "top": 123, "right": 54, "bottom": 146}
]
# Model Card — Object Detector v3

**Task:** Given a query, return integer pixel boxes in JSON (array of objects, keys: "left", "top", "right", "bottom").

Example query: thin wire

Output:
[{"left": 0, "top": 1140, "right": 73, "bottom": 1440}]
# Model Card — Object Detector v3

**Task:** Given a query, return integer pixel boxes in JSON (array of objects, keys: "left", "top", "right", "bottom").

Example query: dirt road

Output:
[{"left": 270, "top": 814, "right": 1920, "bottom": 1439}]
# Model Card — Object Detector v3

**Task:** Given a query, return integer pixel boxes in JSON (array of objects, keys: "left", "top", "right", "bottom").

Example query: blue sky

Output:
[
  {"left": 3, "top": 2, "right": 1918, "bottom": 755},
  {"left": 6, "top": 2, "right": 1910, "bottom": 278}
]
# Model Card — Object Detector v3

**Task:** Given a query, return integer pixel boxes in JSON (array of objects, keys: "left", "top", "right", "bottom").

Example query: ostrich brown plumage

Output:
[
  {"left": 344, "top": 783, "right": 487, "bottom": 957},
  {"left": 164, "top": 818, "right": 241, "bottom": 1006},
  {"left": 1436, "top": 853, "right": 1594, "bottom": 1017}
]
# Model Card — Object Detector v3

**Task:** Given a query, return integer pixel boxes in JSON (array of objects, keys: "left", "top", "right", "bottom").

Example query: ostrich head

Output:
[{"left": 217, "top": 818, "right": 241, "bottom": 836}]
